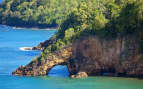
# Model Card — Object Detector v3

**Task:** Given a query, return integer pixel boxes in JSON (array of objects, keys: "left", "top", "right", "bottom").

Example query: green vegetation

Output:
[
  {"left": 58, "top": 0, "right": 143, "bottom": 37},
  {"left": 0, "top": 0, "right": 87, "bottom": 28},
  {"left": 0, "top": 0, "right": 143, "bottom": 58},
  {"left": 41, "top": 0, "right": 143, "bottom": 59}
]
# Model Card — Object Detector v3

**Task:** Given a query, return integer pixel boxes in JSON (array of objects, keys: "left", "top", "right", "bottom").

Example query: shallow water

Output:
[{"left": 0, "top": 25, "right": 143, "bottom": 89}]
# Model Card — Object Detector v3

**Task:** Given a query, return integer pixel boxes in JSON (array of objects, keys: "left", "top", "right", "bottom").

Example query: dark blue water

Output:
[{"left": 0, "top": 25, "right": 143, "bottom": 89}]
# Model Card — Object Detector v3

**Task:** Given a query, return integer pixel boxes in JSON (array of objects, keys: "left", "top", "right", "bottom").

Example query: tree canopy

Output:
[
  {"left": 0, "top": 0, "right": 87, "bottom": 28},
  {"left": 40, "top": 0, "right": 143, "bottom": 59}
]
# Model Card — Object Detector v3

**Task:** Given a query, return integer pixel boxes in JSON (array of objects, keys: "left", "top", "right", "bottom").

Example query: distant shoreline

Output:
[
  {"left": 0, "top": 24, "right": 58, "bottom": 30},
  {"left": 12, "top": 26, "right": 58, "bottom": 30}
]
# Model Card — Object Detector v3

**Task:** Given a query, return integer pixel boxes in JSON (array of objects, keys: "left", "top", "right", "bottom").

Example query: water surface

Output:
[{"left": 0, "top": 25, "right": 143, "bottom": 89}]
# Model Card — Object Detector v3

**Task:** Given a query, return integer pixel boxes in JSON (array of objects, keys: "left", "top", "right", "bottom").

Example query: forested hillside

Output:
[
  {"left": 0, "top": 0, "right": 86, "bottom": 28},
  {"left": 40, "top": 0, "right": 143, "bottom": 58}
]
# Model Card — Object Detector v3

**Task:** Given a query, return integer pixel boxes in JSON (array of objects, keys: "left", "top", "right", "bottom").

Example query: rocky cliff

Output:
[
  {"left": 68, "top": 35, "right": 143, "bottom": 78},
  {"left": 13, "top": 34, "right": 143, "bottom": 78}
]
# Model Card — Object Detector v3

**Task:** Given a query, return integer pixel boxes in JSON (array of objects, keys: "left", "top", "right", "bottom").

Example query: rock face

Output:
[
  {"left": 67, "top": 35, "right": 143, "bottom": 78},
  {"left": 12, "top": 46, "right": 72, "bottom": 76}
]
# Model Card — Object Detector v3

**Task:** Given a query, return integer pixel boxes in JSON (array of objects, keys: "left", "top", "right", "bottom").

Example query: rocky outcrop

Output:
[
  {"left": 12, "top": 46, "right": 72, "bottom": 76},
  {"left": 71, "top": 72, "right": 88, "bottom": 78},
  {"left": 67, "top": 35, "right": 143, "bottom": 78},
  {"left": 32, "top": 37, "right": 57, "bottom": 50}
]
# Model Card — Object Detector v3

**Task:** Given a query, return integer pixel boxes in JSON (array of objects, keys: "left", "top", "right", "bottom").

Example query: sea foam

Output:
[{"left": 19, "top": 47, "right": 33, "bottom": 51}]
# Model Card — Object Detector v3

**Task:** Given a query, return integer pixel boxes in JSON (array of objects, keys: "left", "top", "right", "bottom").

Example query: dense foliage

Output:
[
  {"left": 0, "top": 0, "right": 86, "bottom": 28},
  {"left": 41, "top": 0, "right": 143, "bottom": 59},
  {"left": 58, "top": 0, "right": 143, "bottom": 38}
]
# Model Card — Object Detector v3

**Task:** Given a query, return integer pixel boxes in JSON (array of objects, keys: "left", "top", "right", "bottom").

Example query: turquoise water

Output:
[{"left": 0, "top": 25, "right": 143, "bottom": 89}]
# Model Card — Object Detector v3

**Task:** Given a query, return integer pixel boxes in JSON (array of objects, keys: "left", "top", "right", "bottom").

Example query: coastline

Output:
[
  {"left": 12, "top": 26, "right": 58, "bottom": 30},
  {"left": 0, "top": 24, "right": 58, "bottom": 30}
]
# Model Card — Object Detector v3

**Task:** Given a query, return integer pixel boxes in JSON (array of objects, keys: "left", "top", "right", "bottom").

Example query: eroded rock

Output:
[
  {"left": 71, "top": 72, "right": 88, "bottom": 78},
  {"left": 12, "top": 45, "right": 72, "bottom": 76},
  {"left": 32, "top": 37, "right": 57, "bottom": 50},
  {"left": 67, "top": 35, "right": 143, "bottom": 78}
]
